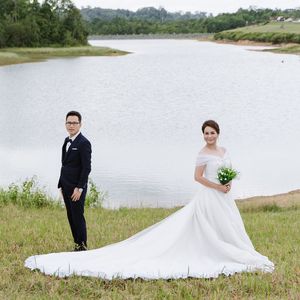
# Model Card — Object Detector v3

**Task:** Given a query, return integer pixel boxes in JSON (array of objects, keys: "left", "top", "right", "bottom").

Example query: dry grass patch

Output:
[{"left": 238, "top": 189, "right": 300, "bottom": 212}]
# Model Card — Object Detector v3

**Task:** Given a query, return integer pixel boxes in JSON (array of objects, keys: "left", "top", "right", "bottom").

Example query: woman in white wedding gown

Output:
[{"left": 25, "top": 120, "right": 274, "bottom": 279}]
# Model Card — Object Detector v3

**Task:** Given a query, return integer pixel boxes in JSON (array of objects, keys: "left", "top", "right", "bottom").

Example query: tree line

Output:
[
  {"left": 1, "top": 3, "right": 300, "bottom": 48},
  {"left": 83, "top": 7, "right": 300, "bottom": 35},
  {"left": 0, "top": 0, "right": 88, "bottom": 48},
  {"left": 81, "top": 6, "right": 210, "bottom": 22}
]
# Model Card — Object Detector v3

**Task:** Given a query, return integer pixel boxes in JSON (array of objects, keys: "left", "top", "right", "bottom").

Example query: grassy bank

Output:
[
  {"left": 213, "top": 39, "right": 300, "bottom": 56},
  {"left": 214, "top": 22, "right": 300, "bottom": 54},
  {"left": 226, "top": 22, "right": 300, "bottom": 34},
  {"left": 0, "top": 189, "right": 299, "bottom": 299},
  {"left": 0, "top": 46, "right": 128, "bottom": 67},
  {"left": 265, "top": 44, "right": 300, "bottom": 54}
]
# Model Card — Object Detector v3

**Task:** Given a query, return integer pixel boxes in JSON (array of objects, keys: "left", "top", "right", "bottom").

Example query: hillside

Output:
[{"left": 214, "top": 21, "right": 300, "bottom": 47}]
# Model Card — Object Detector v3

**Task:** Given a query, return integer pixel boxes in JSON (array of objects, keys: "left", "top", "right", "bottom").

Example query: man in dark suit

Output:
[{"left": 58, "top": 111, "right": 92, "bottom": 251}]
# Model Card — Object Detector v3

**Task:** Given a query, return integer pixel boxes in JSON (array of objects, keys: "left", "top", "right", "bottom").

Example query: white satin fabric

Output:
[{"left": 25, "top": 152, "right": 274, "bottom": 279}]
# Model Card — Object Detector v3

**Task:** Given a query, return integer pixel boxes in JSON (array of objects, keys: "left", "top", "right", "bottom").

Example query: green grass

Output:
[
  {"left": 230, "top": 22, "right": 300, "bottom": 34},
  {"left": 214, "top": 22, "right": 300, "bottom": 54},
  {"left": 0, "top": 197, "right": 299, "bottom": 299},
  {"left": 267, "top": 44, "right": 300, "bottom": 54},
  {"left": 0, "top": 46, "right": 129, "bottom": 67}
]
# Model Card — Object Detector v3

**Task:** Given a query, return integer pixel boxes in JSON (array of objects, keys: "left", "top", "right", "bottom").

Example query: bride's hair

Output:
[{"left": 202, "top": 120, "right": 220, "bottom": 134}]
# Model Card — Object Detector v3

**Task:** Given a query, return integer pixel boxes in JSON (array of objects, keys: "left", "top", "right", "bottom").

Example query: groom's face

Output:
[{"left": 65, "top": 115, "right": 81, "bottom": 137}]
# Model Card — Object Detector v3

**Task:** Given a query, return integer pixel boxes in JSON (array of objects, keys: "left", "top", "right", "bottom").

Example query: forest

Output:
[
  {"left": 0, "top": 0, "right": 88, "bottom": 47},
  {"left": 1, "top": 1, "right": 300, "bottom": 47}
]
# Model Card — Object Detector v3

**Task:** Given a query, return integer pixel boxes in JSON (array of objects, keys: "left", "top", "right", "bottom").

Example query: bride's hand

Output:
[
  {"left": 225, "top": 183, "right": 231, "bottom": 193},
  {"left": 218, "top": 184, "right": 231, "bottom": 193}
]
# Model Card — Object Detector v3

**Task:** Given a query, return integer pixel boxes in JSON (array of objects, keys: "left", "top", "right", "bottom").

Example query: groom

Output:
[{"left": 58, "top": 111, "right": 92, "bottom": 251}]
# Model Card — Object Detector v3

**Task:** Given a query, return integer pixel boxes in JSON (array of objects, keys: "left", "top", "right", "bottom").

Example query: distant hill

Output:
[{"left": 80, "top": 6, "right": 210, "bottom": 22}]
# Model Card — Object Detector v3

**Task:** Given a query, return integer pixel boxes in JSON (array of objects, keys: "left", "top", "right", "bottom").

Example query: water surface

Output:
[{"left": 1, "top": 39, "right": 299, "bottom": 207}]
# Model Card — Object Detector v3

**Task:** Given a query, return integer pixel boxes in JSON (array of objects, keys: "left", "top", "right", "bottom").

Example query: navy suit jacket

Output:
[{"left": 58, "top": 133, "right": 92, "bottom": 190}]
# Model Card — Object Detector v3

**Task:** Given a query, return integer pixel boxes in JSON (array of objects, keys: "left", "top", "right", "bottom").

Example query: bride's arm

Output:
[{"left": 194, "top": 166, "right": 229, "bottom": 193}]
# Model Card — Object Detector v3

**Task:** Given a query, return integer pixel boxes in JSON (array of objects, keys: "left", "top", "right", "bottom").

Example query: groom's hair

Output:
[{"left": 66, "top": 111, "right": 82, "bottom": 123}]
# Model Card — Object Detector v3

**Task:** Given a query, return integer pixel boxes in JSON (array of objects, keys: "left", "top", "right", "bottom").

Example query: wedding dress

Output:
[{"left": 25, "top": 152, "right": 274, "bottom": 279}]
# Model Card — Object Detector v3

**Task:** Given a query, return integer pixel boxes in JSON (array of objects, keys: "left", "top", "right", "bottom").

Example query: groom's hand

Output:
[{"left": 71, "top": 187, "right": 82, "bottom": 201}]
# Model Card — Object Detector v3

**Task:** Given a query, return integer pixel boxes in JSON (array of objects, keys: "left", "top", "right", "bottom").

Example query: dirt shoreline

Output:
[
  {"left": 213, "top": 39, "right": 274, "bottom": 47},
  {"left": 210, "top": 39, "right": 300, "bottom": 55}
]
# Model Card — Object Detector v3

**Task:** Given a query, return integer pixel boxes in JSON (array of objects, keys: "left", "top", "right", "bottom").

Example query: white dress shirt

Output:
[{"left": 66, "top": 131, "right": 81, "bottom": 152}]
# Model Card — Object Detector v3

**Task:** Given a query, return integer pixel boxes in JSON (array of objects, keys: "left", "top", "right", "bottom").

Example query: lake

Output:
[{"left": 1, "top": 39, "right": 300, "bottom": 208}]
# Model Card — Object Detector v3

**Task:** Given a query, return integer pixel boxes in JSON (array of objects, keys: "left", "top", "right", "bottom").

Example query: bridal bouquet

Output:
[{"left": 217, "top": 167, "right": 239, "bottom": 185}]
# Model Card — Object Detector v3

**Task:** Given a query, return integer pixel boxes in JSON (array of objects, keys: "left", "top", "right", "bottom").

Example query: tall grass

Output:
[
  {"left": 85, "top": 178, "right": 107, "bottom": 208},
  {"left": 0, "top": 177, "right": 106, "bottom": 208},
  {"left": 0, "top": 176, "right": 56, "bottom": 208}
]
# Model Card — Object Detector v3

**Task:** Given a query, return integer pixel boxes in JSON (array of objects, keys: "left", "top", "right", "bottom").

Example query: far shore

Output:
[
  {"left": 90, "top": 33, "right": 300, "bottom": 55},
  {"left": 212, "top": 39, "right": 300, "bottom": 55},
  {"left": 237, "top": 189, "right": 300, "bottom": 211},
  {"left": 0, "top": 46, "right": 129, "bottom": 67},
  {"left": 1, "top": 36, "right": 299, "bottom": 67},
  {"left": 89, "top": 33, "right": 213, "bottom": 40}
]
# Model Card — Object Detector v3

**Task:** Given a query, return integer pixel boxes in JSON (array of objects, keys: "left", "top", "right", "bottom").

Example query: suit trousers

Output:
[{"left": 62, "top": 187, "right": 87, "bottom": 246}]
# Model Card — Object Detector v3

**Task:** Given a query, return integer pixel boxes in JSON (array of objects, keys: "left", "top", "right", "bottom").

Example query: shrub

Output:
[
  {"left": 0, "top": 176, "right": 56, "bottom": 208},
  {"left": 85, "top": 178, "right": 107, "bottom": 208},
  {"left": 0, "top": 177, "right": 106, "bottom": 208}
]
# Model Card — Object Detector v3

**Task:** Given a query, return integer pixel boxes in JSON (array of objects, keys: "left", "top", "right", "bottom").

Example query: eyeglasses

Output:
[{"left": 66, "top": 122, "right": 80, "bottom": 126}]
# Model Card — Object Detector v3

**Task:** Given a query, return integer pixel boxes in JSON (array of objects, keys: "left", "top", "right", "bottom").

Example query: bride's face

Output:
[{"left": 203, "top": 126, "right": 218, "bottom": 145}]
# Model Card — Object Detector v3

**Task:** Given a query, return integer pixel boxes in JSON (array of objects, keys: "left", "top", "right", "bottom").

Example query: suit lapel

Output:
[
  {"left": 63, "top": 133, "right": 82, "bottom": 163},
  {"left": 62, "top": 138, "right": 68, "bottom": 163}
]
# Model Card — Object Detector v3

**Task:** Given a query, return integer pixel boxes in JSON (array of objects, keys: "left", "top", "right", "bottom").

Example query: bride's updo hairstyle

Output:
[{"left": 202, "top": 120, "right": 220, "bottom": 134}]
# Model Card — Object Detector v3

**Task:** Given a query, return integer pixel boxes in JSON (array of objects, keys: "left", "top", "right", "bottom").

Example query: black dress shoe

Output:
[{"left": 74, "top": 243, "right": 87, "bottom": 251}]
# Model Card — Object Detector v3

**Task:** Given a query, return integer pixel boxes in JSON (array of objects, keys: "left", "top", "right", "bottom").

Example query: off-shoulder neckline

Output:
[{"left": 198, "top": 149, "right": 227, "bottom": 159}]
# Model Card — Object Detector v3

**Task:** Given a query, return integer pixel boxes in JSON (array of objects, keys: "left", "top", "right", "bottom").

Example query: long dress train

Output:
[{"left": 25, "top": 152, "right": 274, "bottom": 279}]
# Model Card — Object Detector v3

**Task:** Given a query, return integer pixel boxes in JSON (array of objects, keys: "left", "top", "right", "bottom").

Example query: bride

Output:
[{"left": 25, "top": 120, "right": 274, "bottom": 279}]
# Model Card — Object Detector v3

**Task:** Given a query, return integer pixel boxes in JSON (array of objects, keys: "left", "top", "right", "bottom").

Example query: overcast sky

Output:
[{"left": 73, "top": 0, "right": 300, "bottom": 15}]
